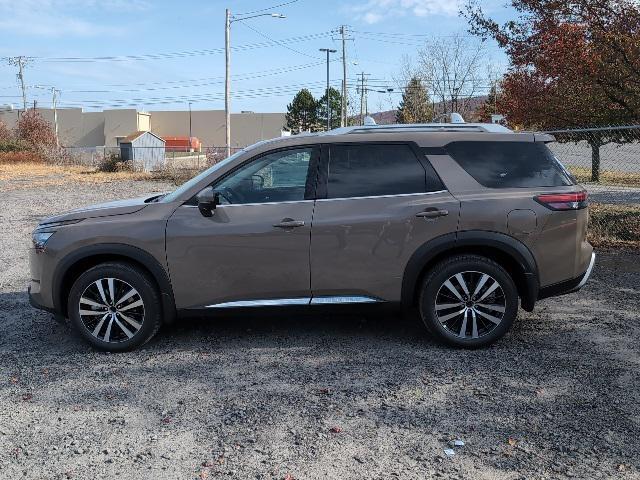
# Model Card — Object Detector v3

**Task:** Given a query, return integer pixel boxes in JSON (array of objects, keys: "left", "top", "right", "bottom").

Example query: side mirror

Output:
[{"left": 196, "top": 186, "right": 220, "bottom": 217}]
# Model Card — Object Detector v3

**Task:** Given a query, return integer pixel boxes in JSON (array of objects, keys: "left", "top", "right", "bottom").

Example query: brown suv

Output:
[{"left": 29, "top": 122, "right": 595, "bottom": 351}]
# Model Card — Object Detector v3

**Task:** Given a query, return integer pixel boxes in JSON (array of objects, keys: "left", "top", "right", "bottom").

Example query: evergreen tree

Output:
[
  {"left": 317, "top": 87, "right": 343, "bottom": 130},
  {"left": 285, "top": 89, "right": 319, "bottom": 133},
  {"left": 396, "top": 77, "right": 433, "bottom": 124}
]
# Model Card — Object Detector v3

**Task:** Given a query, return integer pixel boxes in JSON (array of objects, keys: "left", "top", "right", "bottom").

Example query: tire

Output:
[
  {"left": 68, "top": 262, "right": 162, "bottom": 352},
  {"left": 419, "top": 255, "right": 518, "bottom": 348}
]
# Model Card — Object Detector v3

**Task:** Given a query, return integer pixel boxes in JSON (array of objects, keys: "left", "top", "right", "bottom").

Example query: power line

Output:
[
  {"left": 235, "top": 0, "right": 300, "bottom": 16},
  {"left": 239, "top": 22, "right": 321, "bottom": 60},
  {"left": 31, "top": 31, "right": 332, "bottom": 63}
]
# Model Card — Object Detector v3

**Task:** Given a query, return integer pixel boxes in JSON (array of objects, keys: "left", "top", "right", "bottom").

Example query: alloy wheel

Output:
[
  {"left": 78, "top": 277, "right": 145, "bottom": 343},
  {"left": 434, "top": 270, "right": 506, "bottom": 339}
]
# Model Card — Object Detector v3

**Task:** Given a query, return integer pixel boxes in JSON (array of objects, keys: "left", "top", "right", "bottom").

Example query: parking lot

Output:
[{"left": 0, "top": 171, "right": 639, "bottom": 479}]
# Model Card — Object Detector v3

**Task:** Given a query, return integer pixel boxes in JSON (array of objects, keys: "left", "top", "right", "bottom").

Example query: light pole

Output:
[
  {"left": 319, "top": 48, "right": 337, "bottom": 131},
  {"left": 225, "top": 9, "right": 285, "bottom": 158},
  {"left": 188, "top": 101, "right": 192, "bottom": 152}
]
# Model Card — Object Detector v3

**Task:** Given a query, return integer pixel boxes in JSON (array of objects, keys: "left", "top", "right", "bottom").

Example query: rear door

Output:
[
  {"left": 309, "top": 142, "right": 460, "bottom": 303},
  {"left": 166, "top": 146, "right": 319, "bottom": 309}
]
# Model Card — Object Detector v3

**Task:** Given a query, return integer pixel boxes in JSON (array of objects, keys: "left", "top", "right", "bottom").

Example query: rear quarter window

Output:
[{"left": 445, "top": 141, "right": 574, "bottom": 188}]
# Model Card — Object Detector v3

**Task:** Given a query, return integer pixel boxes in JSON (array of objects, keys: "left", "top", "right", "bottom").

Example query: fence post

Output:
[{"left": 590, "top": 141, "right": 601, "bottom": 183}]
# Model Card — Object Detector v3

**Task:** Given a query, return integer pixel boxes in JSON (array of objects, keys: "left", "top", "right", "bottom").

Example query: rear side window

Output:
[
  {"left": 445, "top": 141, "right": 574, "bottom": 188},
  {"left": 326, "top": 144, "right": 434, "bottom": 199}
]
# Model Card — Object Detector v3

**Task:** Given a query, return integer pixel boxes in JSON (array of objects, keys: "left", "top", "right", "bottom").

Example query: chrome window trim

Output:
[
  {"left": 182, "top": 199, "right": 315, "bottom": 209},
  {"left": 205, "top": 295, "right": 383, "bottom": 308},
  {"left": 317, "top": 190, "right": 448, "bottom": 202}
]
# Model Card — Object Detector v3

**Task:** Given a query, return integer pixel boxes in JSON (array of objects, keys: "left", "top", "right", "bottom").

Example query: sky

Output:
[{"left": 0, "top": 0, "right": 514, "bottom": 114}]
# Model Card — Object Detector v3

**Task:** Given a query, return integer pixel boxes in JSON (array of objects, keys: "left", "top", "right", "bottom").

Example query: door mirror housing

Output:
[{"left": 196, "top": 186, "right": 220, "bottom": 217}]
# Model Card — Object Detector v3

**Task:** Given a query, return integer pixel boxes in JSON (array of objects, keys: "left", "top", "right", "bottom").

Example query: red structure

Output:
[{"left": 162, "top": 136, "right": 201, "bottom": 152}]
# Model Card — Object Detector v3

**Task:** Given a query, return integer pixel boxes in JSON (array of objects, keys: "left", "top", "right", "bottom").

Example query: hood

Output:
[{"left": 39, "top": 193, "right": 165, "bottom": 226}]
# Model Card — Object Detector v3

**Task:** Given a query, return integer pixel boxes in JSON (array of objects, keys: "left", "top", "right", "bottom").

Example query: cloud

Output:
[
  {"left": 351, "top": 0, "right": 460, "bottom": 24},
  {"left": 0, "top": 0, "right": 150, "bottom": 37}
]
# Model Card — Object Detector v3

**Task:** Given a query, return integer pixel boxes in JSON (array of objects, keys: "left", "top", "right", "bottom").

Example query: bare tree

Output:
[{"left": 418, "top": 34, "right": 487, "bottom": 118}]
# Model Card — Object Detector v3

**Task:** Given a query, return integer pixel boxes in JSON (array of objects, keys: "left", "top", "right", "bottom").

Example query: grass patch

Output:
[
  {"left": 588, "top": 202, "right": 640, "bottom": 248},
  {"left": 0, "top": 162, "right": 153, "bottom": 189},
  {"left": 569, "top": 167, "right": 640, "bottom": 187}
]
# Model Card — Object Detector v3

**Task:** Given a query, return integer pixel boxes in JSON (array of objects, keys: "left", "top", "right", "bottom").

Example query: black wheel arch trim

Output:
[
  {"left": 401, "top": 230, "right": 539, "bottom": 312},
  {"left": 52, "top": 243, "right": 176, "bottom": 324}
]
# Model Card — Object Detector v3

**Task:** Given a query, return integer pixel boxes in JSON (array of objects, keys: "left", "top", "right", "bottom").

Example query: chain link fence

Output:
[
  {"left": 60, "top": 125, "right": 640, "bottom": 246},
  {"left": 544, "top": 125, "right": 640, "bottom": 245}
]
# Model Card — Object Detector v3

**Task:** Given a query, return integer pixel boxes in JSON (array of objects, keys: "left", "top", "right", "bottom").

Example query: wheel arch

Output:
[
  {"left": 53, "top": 243, "right": 176, "bottom": 323},
  {"left": 401, "top": 231, "right": 539, "bottom": 312}
]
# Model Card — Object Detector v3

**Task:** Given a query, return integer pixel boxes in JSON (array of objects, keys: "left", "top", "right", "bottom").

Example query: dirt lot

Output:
[{"left": 0, "top": 167, "right": 639, "bottom": 479}]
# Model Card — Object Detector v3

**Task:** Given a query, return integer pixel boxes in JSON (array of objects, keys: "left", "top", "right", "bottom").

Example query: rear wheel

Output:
[
  {"left": 419, "top": 255, "right": 518, "bottom": 348},
  {"left": 68, "top": 262, "right": 162, "bottom": 352}
]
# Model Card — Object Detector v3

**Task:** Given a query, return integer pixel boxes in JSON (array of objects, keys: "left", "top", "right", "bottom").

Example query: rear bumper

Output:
[{"left": 538, "top": 252, "right": 596, "bottom": 300}]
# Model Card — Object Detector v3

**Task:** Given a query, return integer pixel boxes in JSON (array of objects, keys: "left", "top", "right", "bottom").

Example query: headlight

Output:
[{"left": 32, "top": 231, "right": 55, "bottom": 250}]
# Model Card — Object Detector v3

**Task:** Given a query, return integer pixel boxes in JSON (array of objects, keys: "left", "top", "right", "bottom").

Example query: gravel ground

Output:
[{"left": 0, "top": 173, "right": 639, "bottom": 480}]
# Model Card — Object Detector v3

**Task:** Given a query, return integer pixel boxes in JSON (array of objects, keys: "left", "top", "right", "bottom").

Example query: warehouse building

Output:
[{"left": 0, "top": 108, "right": 286, "bottom": 149}]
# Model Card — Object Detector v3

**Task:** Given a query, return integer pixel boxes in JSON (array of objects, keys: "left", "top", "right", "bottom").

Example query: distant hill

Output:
[{"left": 365, "top": 95, "right": 489, "bottom": 124}]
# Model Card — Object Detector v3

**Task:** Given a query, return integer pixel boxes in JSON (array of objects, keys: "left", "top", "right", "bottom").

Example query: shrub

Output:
[
  {"left": 16, "top": 110, "right": 56, "bottom": 149},
  {"left": 0, "top": 121, "right": 12, "bottom": 142},
  {"left": 97, "top": 152, "right": 131, "bottom": 172},
  {"left": 0, "top": 151, "right": 44, "bottom": 164}
]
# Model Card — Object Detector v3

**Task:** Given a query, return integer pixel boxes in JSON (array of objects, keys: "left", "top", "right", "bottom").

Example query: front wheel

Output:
[
  {"left": 419, "top": 255, "right": 519, "bottom": 348},
  {"left": 68, "top": 262, "right": 162, "bottom": 352}
]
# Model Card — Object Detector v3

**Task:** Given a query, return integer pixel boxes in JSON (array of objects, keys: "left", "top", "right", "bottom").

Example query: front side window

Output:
[
  {"left": 445, "top": 141, "right": 574, "bottom": 188},
  {"left": 326, "top": 144, "right": 428, "bottom": 199},
  {"left": 212, "top": 147, "right": 315, "bottom": 205}
]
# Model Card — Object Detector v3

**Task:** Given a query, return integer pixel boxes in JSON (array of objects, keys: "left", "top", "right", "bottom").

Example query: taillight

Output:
[{"left": 534, "top": 191, "right": 588, "bottom": 211}]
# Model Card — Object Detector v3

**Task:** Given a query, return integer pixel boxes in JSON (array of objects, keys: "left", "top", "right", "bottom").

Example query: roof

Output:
[
  {"left": 326, "top": 122, "right": 513, "bottom": 135},
  {"left": 120, "top": 130, "right": 165, "bottom": 143}
]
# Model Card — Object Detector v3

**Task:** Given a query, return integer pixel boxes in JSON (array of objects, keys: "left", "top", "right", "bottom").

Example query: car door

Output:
[
  {"left": 166, "top": 146, "right": 319, "bottom": 310},
  {"left": 310, "top": 142, "right": 460, "bottom": 303}
]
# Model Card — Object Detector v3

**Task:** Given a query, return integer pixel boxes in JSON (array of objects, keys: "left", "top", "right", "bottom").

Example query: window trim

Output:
[
  {"left": 186, "top": 144, "right": 321, "bottom": 206},
  {"left": 316, "top": 141, "right": 446, "bottom": 201}
]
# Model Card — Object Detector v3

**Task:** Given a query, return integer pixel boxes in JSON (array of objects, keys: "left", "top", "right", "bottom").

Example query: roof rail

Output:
[{"left": 336, "top": 123, "right": 512, "bottom": 134}]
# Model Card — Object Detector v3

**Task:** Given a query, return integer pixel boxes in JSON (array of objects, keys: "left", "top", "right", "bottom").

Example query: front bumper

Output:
[
  {"left": 538, "top": 252, "right": 596, "bottom": 300},
  {"left": 28, "top": 283, "right": 57, "bottom": 314}
]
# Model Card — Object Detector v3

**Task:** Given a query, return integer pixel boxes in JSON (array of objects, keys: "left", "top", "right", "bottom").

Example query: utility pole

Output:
[
  {"left": 225, "top": 8, "right": 231, "bottom": 158},
  {"left": 319, "top": 48, "right": 337, "bottom": 131},
  {"left": 7, "top": 56, "right": 28, "bottom": 113},
  {"left": 358, "top": 72, "right": 370, "bottom": 125},
  {"left": 51, "top": 87, "right": 60, "bottom": 146},
  {"left": 224, "top": 9, "right": 285, "bottom": 158},
  {"left": 340, "top": 26, "right": 347, "bottom": 127}
]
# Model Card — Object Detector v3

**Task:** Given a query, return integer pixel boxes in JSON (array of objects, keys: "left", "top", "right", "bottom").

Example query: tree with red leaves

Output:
[
  {"left": 16, "top": 110, "right": 56, "bottom": 149},
  {"left": 464, "top": 0, "right": 640, "bottom": 180}
]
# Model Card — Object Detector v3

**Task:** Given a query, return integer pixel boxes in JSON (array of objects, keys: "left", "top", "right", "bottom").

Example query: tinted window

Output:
[
  {"left": 445, "top": 141, "right": 574, "bottom": 188},
  {"left": 212, "top": 147, "right": 314, "bottom": 204},
  {"left": 326, "top": 144, "right": 428, "bottom": 199}
]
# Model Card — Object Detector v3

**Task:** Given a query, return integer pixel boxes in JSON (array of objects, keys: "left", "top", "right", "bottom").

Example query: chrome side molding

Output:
[{"left": 205, "top": 295, "right": 381, "bottom": 308}]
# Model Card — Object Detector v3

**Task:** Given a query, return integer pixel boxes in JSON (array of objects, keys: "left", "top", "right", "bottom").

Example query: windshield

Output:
[{"left": 161, "top": 149, "right": 247, "bottom": 203}]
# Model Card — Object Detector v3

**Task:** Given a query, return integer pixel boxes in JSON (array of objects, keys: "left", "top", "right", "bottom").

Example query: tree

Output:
[
  {"left": 396, "top": 77, "right": 433, "bottom": 123},
  {"left": 418, "top": 33, "right": 488, "bottom": 118},
  {"left": 16, "top": 110, "right": 56, "bottom": 149},
  {"left": 285, "top": 89, "right": 320, "bottom": 134},
  {"left": 317, "top": 87, "right": 342, "bottom": 130},
  {"left": 474, "top": 83, "right": 500, "bottom": 123},
  {"left": 464, "top": 0, "right": 640, "bottom": 181}
]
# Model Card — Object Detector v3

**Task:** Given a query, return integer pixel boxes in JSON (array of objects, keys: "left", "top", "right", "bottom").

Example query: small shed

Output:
[{"left": 119, "top": 131, "right": 166, "bottom": 172}]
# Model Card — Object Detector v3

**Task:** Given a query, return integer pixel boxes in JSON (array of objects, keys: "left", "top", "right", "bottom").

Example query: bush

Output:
[
  {"left": 0, "top": 121, "right": 12, "bottom": 142},
  {"left": 16, "top": 110, "right": 56, "bottom": 149},
  {"left": 97, "top": 152, "right": 131, "bottom": 172},
  {"left": 0, "top": 151, "right": 44, "bottom": 164}
]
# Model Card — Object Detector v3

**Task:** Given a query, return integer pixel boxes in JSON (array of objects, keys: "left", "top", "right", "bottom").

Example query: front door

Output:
[
  {"left": 166, "top": 146, "right": 319, "bottom": 309},
  {"left": 310, "top": 143, "right": 460, "bottom": 303}
]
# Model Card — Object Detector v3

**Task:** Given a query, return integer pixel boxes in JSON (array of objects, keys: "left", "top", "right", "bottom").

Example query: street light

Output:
[
  {"left": 319, "top": 48, "right": 337, "bottom": 131},
  {"left": 225, "top": 9, "right": 285, "bottom": 157}
]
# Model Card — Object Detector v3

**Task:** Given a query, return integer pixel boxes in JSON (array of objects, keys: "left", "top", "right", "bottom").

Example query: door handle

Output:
[
  {"left": 416, "top": 209, "right": 449, "bottom": 218},
  {"left": 273, "top": 218, "right": 305, "bottom": 228}
]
